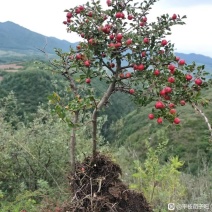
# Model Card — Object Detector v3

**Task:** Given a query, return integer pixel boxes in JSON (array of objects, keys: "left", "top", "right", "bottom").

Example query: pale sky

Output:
[{"left": 0, "top": 0, "right": 212, "bottom": 57}]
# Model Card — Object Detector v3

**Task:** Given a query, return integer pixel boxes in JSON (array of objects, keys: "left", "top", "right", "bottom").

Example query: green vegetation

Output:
[{"left": 0, "top": 60, "right": 211, "bottom": 211}]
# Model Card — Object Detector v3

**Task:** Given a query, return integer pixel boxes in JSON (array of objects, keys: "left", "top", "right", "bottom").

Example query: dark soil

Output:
[{"left": 63, "top": 153, "right": 152, "bottom": 212}]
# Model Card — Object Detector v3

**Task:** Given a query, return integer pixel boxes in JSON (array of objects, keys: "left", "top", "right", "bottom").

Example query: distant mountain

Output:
[
  {"left": 0, "top": 21, "right": 212, "bottom": 74},
  {"left": 176, "top": 53, "right": 212, "bottom": 68},
  {"left": 0, "top": 21, "right": 77, "bottom": 58}
]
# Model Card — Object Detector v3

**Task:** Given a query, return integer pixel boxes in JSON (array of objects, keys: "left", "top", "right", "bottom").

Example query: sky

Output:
[{"left": 1, "top": 0, "right": 212, "bottom": 57}]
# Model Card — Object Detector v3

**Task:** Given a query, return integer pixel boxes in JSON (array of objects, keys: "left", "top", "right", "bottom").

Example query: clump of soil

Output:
[{"left": 63, "top": 153, "right": 152, "bottom": 212}]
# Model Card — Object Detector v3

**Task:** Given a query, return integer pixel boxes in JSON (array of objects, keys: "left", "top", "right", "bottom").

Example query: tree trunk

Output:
[{"left": 92, "top": 81, "right": 116, "bottom": 158}]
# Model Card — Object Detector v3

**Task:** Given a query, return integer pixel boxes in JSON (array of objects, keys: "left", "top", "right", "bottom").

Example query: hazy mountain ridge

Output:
[
  {"left": 1, "top": 21, "right": 212, "bottom": 72},
  {"left": 0, "top": 21, "right": 77, "bottom": 55}
]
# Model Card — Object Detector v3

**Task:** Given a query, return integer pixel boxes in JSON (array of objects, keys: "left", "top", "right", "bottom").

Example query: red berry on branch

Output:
[
  {"left": 173, "top": 117, "right": 180, "bottom": 124},
  {"left": 157, "top": 117, "right": 163, "bottom": 124},
  {"left": 154, "top": 69, "right": 160, "bottom": 76},
  {"left": 155, "top": 101, "right": 165, "bottom": 109},
  {"left": 143, "top": 37, "right": 149, "bottom": 44},
  {"left": 180, "top": 100, "right": 186, "bottom": 106},
  {"left": 85, "top": 78, "right": 91, "bottom": 83},
  {"left": 66, "top": 12, "right": 72, "bottom": 18},
  {"left": 185, "top": 74, "right": 192, "bottom": 81},
  {"left": 129, "top": 89, "right": 135, "bottom": 94},
  {"left": 178, "top": 59, "right": 185, "bottom": 66},
  {"left": 195, "top": 78, "right": 202, "bottom": 85},
  {"left": 170, "top": 109, "right": 176, "bottom": 114},
  {"left": 148, "top": 114, "right": 154, "bottom": 120},
  {"left": 172, "top": 14, "right": 177, "bottom": 20},
  {"left": 161, "top": 39, "right": 168, "bottom": 46},
  {"left": 168, "top": 77, "right": 175, "bottom": 83}
]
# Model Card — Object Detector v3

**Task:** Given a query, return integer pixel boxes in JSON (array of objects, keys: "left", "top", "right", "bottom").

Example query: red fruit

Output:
[
  {"left": 103, "top": 15, "right": 108, "bottom": 20},
  {"left": 128, "top": 15, "right": 133, "bottom": 20},
  {"left": 88, "top": 38, "right": 95, "bottom": 45},
  {"left": 143, "top": 37, "right": 149, "bottom": 44},
  {"left": 137, "top": 64, "right": 145, "bottom": 71},
  {"left": 168, "top": 77, "right": 175, "bottom": 83},
  {"left": 157, "top": 117, "right": 163, "bottom": 124},
  {"left": 119, "top": 73, "right": 125, "bottom": 78},
  {"left": 161, "top": 39, "right": 168, "bottom": 46},
  {"left": 172, "top": 14, "right": 177, "bottom": 20},
  {"left": 88, "top": 11, "right": 93, "bottom": 17},
  {"left": 170, "top": 109, "right": 176, "bottom": 114},
  {"left": 154, "top": 69, "right": 160, "bottom": 76},
  {"left": 180, "top": 100, "right": 186, "bottom": 106},
  {"left": 106, "top": 0, "right": 112, "bottom": 6},
  {"left": 115, "top": 12, "right": 122, "bottom": 18},
  {"left": 175, "top": 56, "right": 180, "bottom": 61},
  {"left": 63, "top": 21, "right": 67, "bottom": 25},
  {"left": 142, "top": 16, "right": 147, "bottom": 22},
  {"left": 168, "top": 64, "right": 176, "bottom": 74},
  {"left": 115, "top": 42, "right": 122, "bottom": 48},
  {"left": 164, "top": 95, "right": 171, "bottom": 100},
  {"left": 109, "top": 34, "right": 115, "bottom": 40},
  {"left": 102, "top": 26, "right": 110, "bottom": 34},
  {"left": 141, "top": 51, "right": 146, "bottom": 57},
  {"left": 81, "top": 33, "right": 85, "bottom": 38},
  {"left": 195, "top": 78, "right": 202, "bottom": 85},
  {"left": 85, "top": 78, "right": 91, "bottom": 83},
  {"left": 160, "top": 89, "right": 166, "bottom": 96},
  {"left": 110, "top": 63, "right": 115, "bottom": 68},
  {"left": 121, "top": 12, "right": 125, "bottom": 19},
  {"left": 102, "top": 53, "right": 106, "bottom": 57},
  {"left": 155, "top": 101, "right": 165, "bottom": 109},
  {"left": 67, "top": 18, "right": 71, "bottom": 23},
  {"left": 84, "top": 60, "right": 91, "bottom": 67},
  {"left": 133, "top": 64, "right": 138, "bottom": 70},
  {"left": 178, "top": 59, "right": 185, "bottom": 66},
  {"left": 173, "top": 117, "right": 180, "bottom": 124},
  {"left": 66, "top": 12, "right": 73, "bottom": 18},
  {"left": 75, "top": 8, "right": 81, "bottom": 14},
  {"left": 76, "top": 45, "right": 81, "bottom": 50},
  {"left": 116, "top": 33, "right": 123, "bottom": 41},
  {"left": 169, "top": 103, "right": 175, "bottom": 108},
  {"left": 140, "top": 22, "right": 145, "bottom": 27},
  {"left": 125, "top": 72, "right": 131, "bottom": 78},
  {"left": 186, "top": 74, "right": 192, "bottom": 81},
  {"left": 108, "top": 43, "right": 115, "bottom": 48},
  {"left": 129, "top": 88, "right": 135, "bottom": 94},
  {"left": 76, "top": 54, "right": 82, "bottom": 60},
  {"left": 165, "top": 86, "right": 172, "bottom": 93},
  {"left": 148, "top": 113, "right": 154, "bottom": 120},
  {"left": 79, "top": 5, "right": 84, "bottom": 11},
  {"left": 126, "top": 39, "right": 132, "bottom": 45}
]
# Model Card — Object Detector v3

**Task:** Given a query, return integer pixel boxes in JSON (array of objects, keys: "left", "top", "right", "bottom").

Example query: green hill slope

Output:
[{"left": 109, "top": 90, "right": 212, "bottom": 173}]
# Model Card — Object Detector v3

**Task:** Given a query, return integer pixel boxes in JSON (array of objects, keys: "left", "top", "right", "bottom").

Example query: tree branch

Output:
[{"left": 192, "top": 103, "right": 212, "bottom": 139}]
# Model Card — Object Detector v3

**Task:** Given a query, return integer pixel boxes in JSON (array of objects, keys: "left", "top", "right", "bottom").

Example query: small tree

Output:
[{"left": 50, "top": 0, "right": 210, "bottom": 193}]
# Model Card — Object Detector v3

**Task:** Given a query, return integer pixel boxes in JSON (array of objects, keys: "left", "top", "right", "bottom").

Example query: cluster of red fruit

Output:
[
  {"left": 70, "top": 52, "right": 92, "bottom": 84},
  {"left": 149, "top": 56, "right": 204, "bottom": 124},
  {"left": 148, "top": 101, "right": 181, "bottom": 124},
  {"left": 63, "top": 1, "right": 205, "bottom": 126}
]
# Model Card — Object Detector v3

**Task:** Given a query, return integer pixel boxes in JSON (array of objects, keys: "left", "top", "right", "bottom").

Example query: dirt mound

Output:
[{"left": 63, "top": 154, "right": 152, "bottom": 212}]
